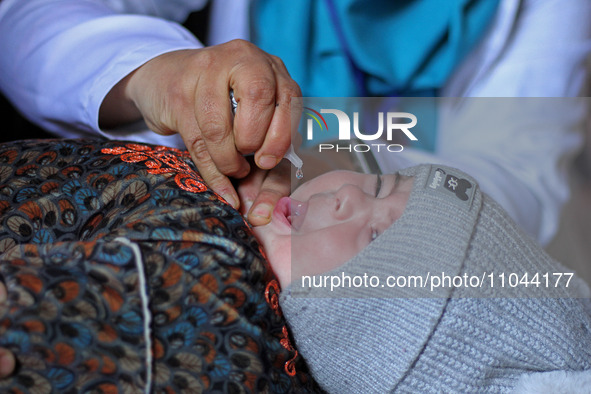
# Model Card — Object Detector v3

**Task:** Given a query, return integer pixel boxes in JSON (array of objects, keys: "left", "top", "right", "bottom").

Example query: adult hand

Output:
[
  {"left": 100, "top": 40, "right": 301, "bottom": 213},
  {"left": 237, "top": 158, "right": 291, "bottom": 226},
  {"left": 0, "top": 283, "right": 16, "bottom": 379}
]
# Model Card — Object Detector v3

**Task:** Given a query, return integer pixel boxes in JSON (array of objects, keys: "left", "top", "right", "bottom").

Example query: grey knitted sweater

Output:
[{"left": 280, "top": 164, "right": 591, "bottom": 393}]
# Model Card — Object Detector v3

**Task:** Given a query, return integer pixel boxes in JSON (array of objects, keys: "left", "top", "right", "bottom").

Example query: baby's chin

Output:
[
  {"left": 252, "top": 224, "right": 293, "bottom": 288},
  {"left": 266, "top": 251, "right": 292, "bottom": 289}
]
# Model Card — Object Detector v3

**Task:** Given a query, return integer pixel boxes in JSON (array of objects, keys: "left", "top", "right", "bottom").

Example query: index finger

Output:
[
  {"left": 182, "top": 132, "right": 242, "bottom": 209},
  {"left": 252, "top": 58, "right": 302, "bottom": 170}
]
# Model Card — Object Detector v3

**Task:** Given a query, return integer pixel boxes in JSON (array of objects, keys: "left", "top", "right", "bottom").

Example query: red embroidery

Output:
[
  {"left": 265, "top": 279, "right": 281, "bottom": 311},
  {"left": 101, "top": 144, "right": 208, "bottom": 194},
  {"left": 265, "top": 279, "right": 298, "bottom": 377}
]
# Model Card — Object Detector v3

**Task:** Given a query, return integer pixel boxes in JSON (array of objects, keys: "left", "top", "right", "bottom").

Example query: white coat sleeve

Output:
[{"left": 0, "top": 0, "right": 203, "bottom": 141}]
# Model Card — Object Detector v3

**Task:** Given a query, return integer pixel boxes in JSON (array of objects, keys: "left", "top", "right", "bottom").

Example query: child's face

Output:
[{"left": 253, "top": 170, "right": 413, "bottom": 287}]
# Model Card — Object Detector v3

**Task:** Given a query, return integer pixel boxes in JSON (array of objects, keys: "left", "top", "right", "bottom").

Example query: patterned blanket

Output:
[{"left": 0, "top": 139, "right": 320, "bottom": 393}]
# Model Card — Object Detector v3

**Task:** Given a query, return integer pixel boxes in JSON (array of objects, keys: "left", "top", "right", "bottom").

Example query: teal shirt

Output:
[
  {"left": 252, "top": 0, "right": 499, "bottom": 96},
  {"left": 251, "top": 0, "right": 499, "bottom": 151}
]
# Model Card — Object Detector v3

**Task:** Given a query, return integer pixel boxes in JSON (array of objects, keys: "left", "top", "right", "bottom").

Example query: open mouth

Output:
[
  {"left": 273, "top": 197, "right": 293, "bottom": 229},
  {"left": 273, "top": 197, "right": 307, "bottom": 230},
  {"left": 289, "top": 198, "right": 307, "bottom": 230}
]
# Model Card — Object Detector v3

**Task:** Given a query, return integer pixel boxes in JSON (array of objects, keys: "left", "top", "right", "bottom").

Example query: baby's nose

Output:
[{"left": 333, "top": 185, "right": 366, "bottom": 220}]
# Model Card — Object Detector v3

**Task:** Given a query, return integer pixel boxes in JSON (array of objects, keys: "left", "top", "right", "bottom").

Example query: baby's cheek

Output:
[
  {"left": 262, "top": 228, "right": 370, "bottom": 289},
  {"left": 253, "top": 228, "right": 293, "bottom": 288},
  {"left": 267, "top": 249, "right": 292, "bottom": 289},
  {"left": 312, "top": 247, "right": 353, "bottom": 273},
  {"left": 292, "top": 236, "right": 367, "bottom": 280}
]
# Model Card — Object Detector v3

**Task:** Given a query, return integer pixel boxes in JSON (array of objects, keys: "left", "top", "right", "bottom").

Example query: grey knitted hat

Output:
[{"left": 280, "top": 164, "right": 591, "bottom": 393}]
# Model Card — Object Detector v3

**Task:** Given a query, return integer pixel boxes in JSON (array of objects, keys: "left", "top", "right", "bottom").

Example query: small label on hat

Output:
[{"left": 425, "top": 166, "right": 475, "bottom": 208}]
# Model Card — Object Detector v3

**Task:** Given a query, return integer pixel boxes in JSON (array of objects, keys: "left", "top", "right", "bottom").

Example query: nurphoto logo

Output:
[{"left": 304, "top": 107, "right": 418, "bottom": 153}]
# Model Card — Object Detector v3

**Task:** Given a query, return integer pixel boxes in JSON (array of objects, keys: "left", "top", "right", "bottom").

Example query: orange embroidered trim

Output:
[
  {"left": 265, "top": 279, "right": 298, "bottom": 376},
  {"left": 101, "top": 144, "right": 208, "bottom": 194}
]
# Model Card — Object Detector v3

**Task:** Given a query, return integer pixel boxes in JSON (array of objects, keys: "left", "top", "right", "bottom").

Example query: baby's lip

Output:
[
  {"left": 289, "top": 198, "right": 308, "bottom": 231},
  {"left": 273, "top": 197, "right": 293, "bottom": 229},
  {"left": 272, "top": 197, "right": 308, "bottom": 231}
]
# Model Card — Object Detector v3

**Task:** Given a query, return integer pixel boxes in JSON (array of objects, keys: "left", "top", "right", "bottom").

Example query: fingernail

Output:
[
  {"left": 250, "top": 203, "right": 273, "bottom": 220},
  {"left": 222, "top": 193, "right": 239, "bottom": 209},
  {"left": 258, "top": 155, "right": 278, "bottom": 170}
]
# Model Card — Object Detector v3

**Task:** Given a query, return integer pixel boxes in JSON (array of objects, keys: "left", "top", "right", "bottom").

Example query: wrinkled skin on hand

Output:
[{"left": 100, "top": 39, "right": 302, "bottom": 225}]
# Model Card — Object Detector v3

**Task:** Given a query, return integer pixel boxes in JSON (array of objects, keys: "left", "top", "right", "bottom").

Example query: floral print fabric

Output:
[{"left": 0, "top": 139, "right": 320, "bottom": 393}]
